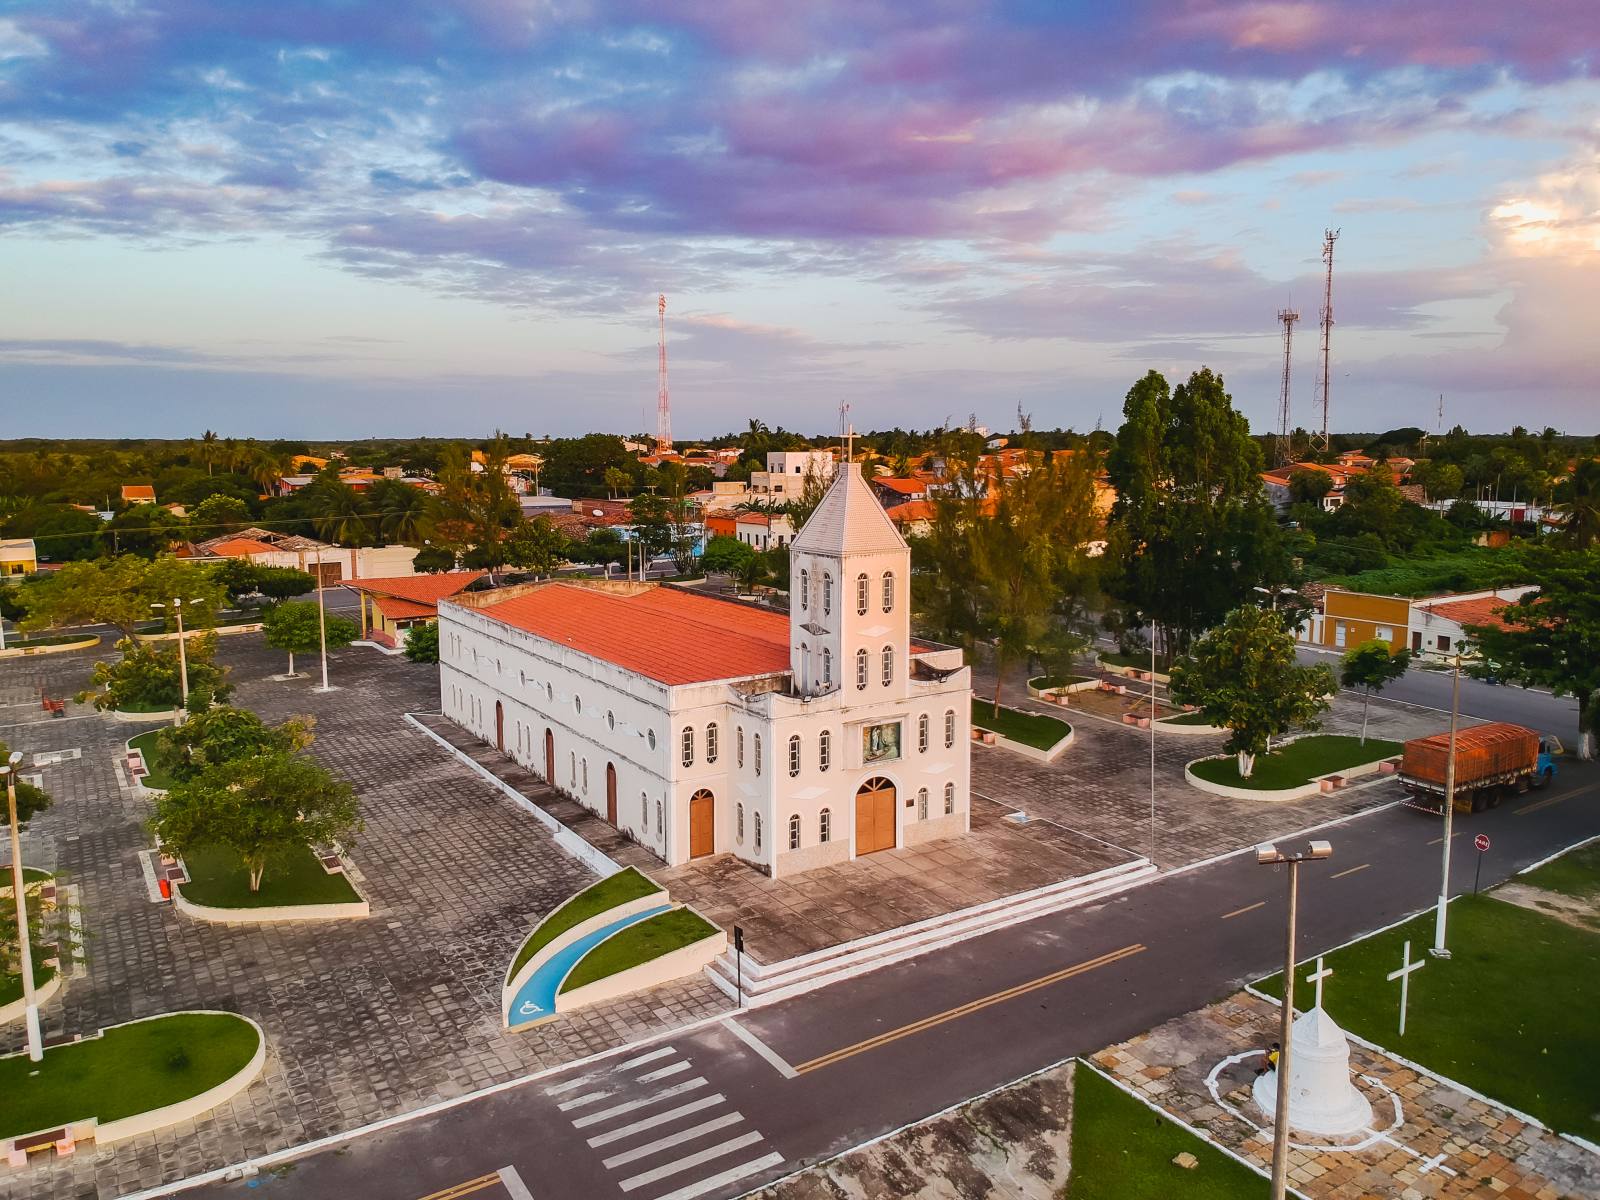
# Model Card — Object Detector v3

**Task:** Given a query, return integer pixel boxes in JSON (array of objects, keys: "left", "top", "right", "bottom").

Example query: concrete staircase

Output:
[{"left": 706, "top": 856, "right": 1156, "bottom": 1006}]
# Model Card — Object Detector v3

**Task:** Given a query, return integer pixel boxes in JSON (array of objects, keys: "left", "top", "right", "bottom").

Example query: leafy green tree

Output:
[
  {"left": 403, "top": 621, "right": 439, "bottom": 664},
  {"left": 20, "top": 555, "right": 227, "bottom": 639},
  {"left": 504, "top": 516, "right": 569, "bottom": 575},
  {"left": 411, "top": 544, "right": 456, "bottom": 573},
  {"left": 105, "top": 503, "right": 185, "bottom": 558},
  {"left": 1340, "top": 639, "right": 1411, "bottom": 744},
  {"left": 1169, "top": 606, "right": 1336, "bottom": 778},
  {"left": 155, "top": 707, "right": 314, "bottom": 783},
  {"left": 1337, "top": 465, "right": 1405, "bottom": 536},
  {"left": 151, "top": 750, "right": 362, "bottom": 892},
  {"left": 603, "top": 466, "right": 630, "bottom": 499},
  {"left": 253, "top": 566, "right": 317, "bottom": 602},
  {"left": 1417, "top": 461, "right": 1464, "bottom": 503},
  {"left": 0, "top": 737, "right": 51, "bottom": 824},
  {"left": 3, "top": 504, "right": 102, "bottom": 561},
  {"left": 734, "top": 548, "right": 770, "bottom": 593},
  {"left": 1554, "top": 459, "right": 1600, "bottom": 550},
  {"left": 82, "top": 634, "right": 232, "bottom": 712},
  {"left": 1466, "top": 547, "right": 1600, "bottom": 759},
  {"left": 261, "top": 600, "right": 357, "bottom": 676},
  {"left": 542, "top": 433, "right": 634, "bottom": 497},
  {"left": 187, "top": 494, "right": 253, "bottom": 538},
  {"left": 1288, "top": 468, "right": 1334, "bottom": 506},
  {"left": 700, "top": 535, "right": 755, "bottom": 577},
  {"left": 433, "top": 437, "right": 521, "bottom": 574}
]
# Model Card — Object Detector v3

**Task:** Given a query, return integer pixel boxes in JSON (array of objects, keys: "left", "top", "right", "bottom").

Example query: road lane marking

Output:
[
  {"left": 1330, "top": 864, "right": 1371, "bottom": 879},
  {"left": 1221, "top": 901, "right": 1265, "bottom": 920},
  {"left": 1425, "top": 832, "right": 1465, "bottom": 846},
  {"left": 652, "top": 1153, "right": 787, "bottom": 1200},
  {"left": 556, "top": 1089, "right": 614, "bottom": 1112},
  {"left": 1516, "top": 783, "right": 1596, "bottom": 816},
  {"left": 793, "top": 944, "right": 1145, "bottom": 1075},
  {"left": 618, "top": 1131, "right": 765, "bottom": 1191},
  {"left": 545, "top": 1045, "right": 675, "bottom": 1095},
  {"left": 600, "top": 1113, "right": 745, "bottom": 1168},
  {"left": 497, "top": 1166, "right": 535, "bottom": 1200},
  {"left": 723, "top": 1018, "right": 798, "bottom": 1079},
  {"left": 585, "top": 1095, "right": 727, "bottom": 1148},
  {"left": 413, "top": 1173, "right": 501, "bottom": 1200},
  {"left": 637, "top": 1060, "right": 693, "bottom": 1083},
  {"left": 570, "top": 1078, "right": 709, "bottom": 1129}
]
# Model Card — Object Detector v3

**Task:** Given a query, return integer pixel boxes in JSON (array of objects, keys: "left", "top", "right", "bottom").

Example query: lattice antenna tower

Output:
[
  {"left": 1311, "top": 228, "right": 1339, "bottom": 453},
  {"left": 1275, "top": 307, "right": 1300, "bottom": 467},
  {"left": 655, "top": 293, "right": 672, "bottom": 452}
]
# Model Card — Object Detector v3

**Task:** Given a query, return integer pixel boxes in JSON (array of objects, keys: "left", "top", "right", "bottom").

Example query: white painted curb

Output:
[
  {"left": 1184, "top": 748, "right": 1399, "bottom": 802},
  {"left": 501, "top": 882, "right": 666, "bottom": 1024},
  {"left": 110, "top": 707, "right": 183, "bottom": 723},
  {"left": 0, "top": 968, "right": 61, "bottom": 1026},
  {"left": 0, "top": 635, "right": 100, "bottom": 659},
  {"left": 557, "top": 919, "right": 727, "bottom": 1013},
  {"left": 172, "top": 888, "right": 369, "bottom": 924}
]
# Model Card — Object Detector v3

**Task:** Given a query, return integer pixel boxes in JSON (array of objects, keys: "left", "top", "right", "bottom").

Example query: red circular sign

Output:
[{"left": 1474, "top": 833, "right": 1491, "bottom": 852}]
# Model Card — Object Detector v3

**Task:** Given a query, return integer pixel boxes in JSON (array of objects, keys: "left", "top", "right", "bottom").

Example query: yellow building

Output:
[
  {"left": 0, "top": 538, "right": 38, "bottom": 576},
  {"left": 1307, "top": 590, "right": 1411, "bottom": 655},
  {"left": 344, "top": 571, "right": 486, "bottom": 650}
]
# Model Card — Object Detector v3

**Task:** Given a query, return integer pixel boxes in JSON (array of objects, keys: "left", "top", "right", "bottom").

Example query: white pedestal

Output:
[{"left": 1253, "top": 1006, "right": 1373, "bottom": 1137}]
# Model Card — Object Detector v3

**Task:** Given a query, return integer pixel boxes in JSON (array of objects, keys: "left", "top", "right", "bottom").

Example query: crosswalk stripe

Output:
[
  {"left": 556, "top": 1089, "right": 614, "bottom": 1112},
  {"left": 570, "top": 1079, "right": 709, "bottom": 1129},
  {"left": 617, "top": 1131, "right": 764, "bottom": 1192},
  {"left": 599, "top": 1113, "right": 745, "bottom": 1169},
  {"left": 649, "top": 1152, "right": 787, "bottom": 1200},
  {"left": 636, "top": 1061, "right": 691, "bottom": 1084},
  {"left": 585, "top": 1095, "right": 727, "bottom": 1149},
  {"left": 545, "top": 1046, "right": 676, "bottom": 1096}
]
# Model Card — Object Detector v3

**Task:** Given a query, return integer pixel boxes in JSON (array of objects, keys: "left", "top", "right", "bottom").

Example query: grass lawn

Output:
[
  {"left": 510, "top": 867, "right": 662, "bottom": 980},
  {"left": 971, "top": 699, "right": 1071, "bottom": 751},
  {"left": 1029, "top": 674, "right": 1091, "bottom": 691},
  {"left": 1097, "top": 650, "right": 1160, "bottom": 671},
  {"left": 560, "top": 908, "right": 718, "bottom": 994},
  {"left": 127, "top": 729, "right": 177, "bottom": 790},
  {"left": 1068, "top": 1061, "right": 1262, "bottom": 1199},
  {"left": 1162, "top": 710, "right": 1216, "bottom": 727},
  {"left": 0, "top": 867, "right": 53, "bottom": 887},
  {"left": 0, "top": 956, "right": 57, "bottom": 1008},
  {"left": 1190, "top": 735, "right": 1401, "bottom": 791},
  {"left": 0, "top": 1012, "right": 259, "bottom": 1139},
  {"left": 178, "top": 842, "right": 361, "bottom": 909},
  {"left": 1256, "top": 894, "right": 1600, "bottom": 1139},
  {"left": 5, "top": 633, "right": 98, "bottom": 648},
  {"left": 1518, "top": 840, "right": 1600, "bottom": 900},
  {"left": 118, "top": 697, "right": 179, "bottom": 713}
]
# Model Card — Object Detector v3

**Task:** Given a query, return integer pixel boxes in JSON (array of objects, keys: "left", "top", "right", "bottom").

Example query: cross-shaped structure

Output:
[
  {"left": 1386, "top": 939, "right": 1426, "bottom": 1036},
  {"left": 1305, "top": 956, "right": 1333, "bottom": 1010}
]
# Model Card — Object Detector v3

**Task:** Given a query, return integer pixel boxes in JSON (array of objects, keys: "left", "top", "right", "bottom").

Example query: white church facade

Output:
[{"left": 435, "top": 464, "right": 972, "bottom": 878}]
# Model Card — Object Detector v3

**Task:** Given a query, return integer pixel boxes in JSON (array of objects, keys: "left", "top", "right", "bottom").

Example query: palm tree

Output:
[
  {"left": 248, "top": 446, "right": 293, "bottom": 497},
  {"left": 1555, "top": 458, "right": 1600, "bottom": 550},
  {"left": 368, "top": 478, "right": 428, "bottom": 543},
  {"left": 305, "top": 479, "right": 371, "bottom": 546},
  {"left": 201, "top": 430, "right": 218, "bottom": 475}
]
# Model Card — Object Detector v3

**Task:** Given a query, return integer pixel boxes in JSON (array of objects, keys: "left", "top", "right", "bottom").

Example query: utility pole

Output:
[
  {"left": 3, "top": 752, "right": 43, "bottom": 1061},
  {"left": 1275, "top": 308, "right": 1299, "bottom": 467},
  {"left": 151, "top": 597, "right": 204, "bottom": 724},
  {"left": 314, "top": 551, "right": 332, "bottom": 693},
  {"left": 1432, "top": 651, "right": 1462, "bottom": 957},
  {"left": 656, "top": 294, "right": 673, "bottom": 454},
  {"left": 1311, "top": 229, "right": 1339, "bottom": 455}
]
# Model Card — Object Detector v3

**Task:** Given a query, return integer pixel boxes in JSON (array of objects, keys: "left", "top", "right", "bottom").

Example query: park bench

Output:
[
  {"left": 1320, "top": 776, "right": 1346, "bottom": 793},
  {"left": 8, "top": 1128, "right": 72, "bottom": 1167},
  {"left": 319, "top": 853, "right": 345, "bottom": 874}
]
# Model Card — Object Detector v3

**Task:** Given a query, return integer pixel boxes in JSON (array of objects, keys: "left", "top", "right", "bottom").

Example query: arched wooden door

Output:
[
  {"left": 689, "top": 790, "right": 715, "bottom": 858},
  {"left": 494, "top": 701, "right": 504, "bottom": 752},
  {"left": 605, "top": 762, "right": 618, "bottom": 825},
  {"left": 854, "top": 777, "right": 897, "bottom": 855},
  {"left": 544, "top": 728, "right": 555, "bottom": 784}
]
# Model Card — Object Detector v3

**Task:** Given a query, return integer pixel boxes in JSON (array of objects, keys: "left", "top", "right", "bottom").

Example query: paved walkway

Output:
[{"left": 1094, "top": 994, "right": 1600, "bottom": 1199}]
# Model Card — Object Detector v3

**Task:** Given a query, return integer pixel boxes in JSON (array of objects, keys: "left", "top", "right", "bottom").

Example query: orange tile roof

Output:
[
  {"left": 372, "top": 595, "right": 436, "bottom": 621},
  {"left": 1415, "top": 596, "right": 1517, "bottom": 630},
  {"left": 736, "top": 512, "right": 773, "bottom": 527},
  {"left": 884, "top": 500, "right": 936, "bottom": 524},
  {"left": 343, "top": 571, "right": 486, "bottom": 606},
  {"left": 121, "top": 484, "right": 156, "bottom": 502},
  {"left": 206, "top": 537, "right": 279, "bottom": 557},
  {"left": 874, "top": 476, "right": 927, "bottom": 495},
  {"left": 472, "top": 585, "right": 792, "bottom": 684}
]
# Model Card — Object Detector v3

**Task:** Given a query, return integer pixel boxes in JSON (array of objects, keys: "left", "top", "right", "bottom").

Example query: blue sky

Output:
[{"left": 1, "top": 3, "right": 1596, "bottom": 439}]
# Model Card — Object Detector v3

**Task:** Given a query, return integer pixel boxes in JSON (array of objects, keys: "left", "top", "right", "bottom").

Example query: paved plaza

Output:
[{"left": 1, "top": 639, "right": 728, "bottom": 1200}]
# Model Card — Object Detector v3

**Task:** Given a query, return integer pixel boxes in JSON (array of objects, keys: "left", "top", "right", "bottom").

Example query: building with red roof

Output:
[{"left": 344, "top": 571, "right": 487, "bottom": 649}]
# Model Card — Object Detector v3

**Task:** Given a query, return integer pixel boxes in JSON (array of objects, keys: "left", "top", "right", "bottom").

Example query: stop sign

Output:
[{"left": 1474, "top": 833, "right": 1491, "bottom": 852}]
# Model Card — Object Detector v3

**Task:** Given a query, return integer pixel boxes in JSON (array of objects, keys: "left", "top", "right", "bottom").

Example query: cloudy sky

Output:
[{"left": 1, "top": 2, "right": 1596, "bottom": 439}]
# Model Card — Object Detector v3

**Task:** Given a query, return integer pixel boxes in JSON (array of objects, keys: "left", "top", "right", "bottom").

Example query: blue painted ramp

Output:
[{"left": 507, "top": 904, "right": 673, "bottom": 1028}]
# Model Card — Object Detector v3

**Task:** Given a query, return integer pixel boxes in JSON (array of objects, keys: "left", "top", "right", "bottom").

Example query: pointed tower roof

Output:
[{"left": 791, "top": 461, "right": 908, "bottom": 557}]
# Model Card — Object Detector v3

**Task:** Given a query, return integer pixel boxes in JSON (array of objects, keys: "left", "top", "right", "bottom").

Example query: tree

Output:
[
  {"left": 20, "top": 555, "right": 227, "bottom": 640},
  {"left": 433, "top": 438, "right": 520, "bottom": 574},
  {"left": 403, "top": 621, "right": 439, "bottom": 664},
  {"left": 367, "top": 478, "right": 428, "bottom": 544},
  {"left": 700, "top": 535, "right": 755, "bottom": 577},
  {"left": 1340, "top": 640, "right": 1411, "bottom": 744},
  {"left": 253, "top": 566, "right": 317, "bottom": 602},
  {"left": 302, "top": 474, "right": 371, "bottom": 546},
  {"left": 412, "top": 544, "right": 456, "bottom": 573},
  {"left": 504, "top": 516, "right": 569, "bottom": 575},
  {"left": 262, "top": 600, "right": 357, "bottom": 676},
  {"left": 1288, "top": 468, "right": 1334, "bottom": 506},
  {"left": 200, "top": 429, "right": 218, "bottom": 475},
  {"left": 152, "top": 750, "right": 362, "bottom": 892},
  {"left": 105, "top": 503, "right": 185, "bottom": 558},
  {"left": 1554, "top": 458, "right": 1600, "bottom": 550},
  {"left": 187, "top": 494, "right": 253, "bottom": 538},
  {"left": 603, "top": 467, "right": 630, "bottom": 499},
  {"left": 1417, "top": 461, "right": 1464, "bottom": 503},
  {"left": 1466, "top": 546, "right": 1600, "bottom": 759},
  {"left": 1337, "top": 464, "right": 1405, "bottom": 536},
  {"left": 82, "top": 634, "right": 232, "bottom": 712},
  {"left": 1169, "top": 606, "right": 1336, "bottom": 778},
  {"left": 0, "top": 737, "right": 51, "bottom": 824},
  {"left": 155, "top": 707, "right": 313, "bottom": 784},
  {"left": 3, "top": 503, "right": 101, "bottom": 561}
]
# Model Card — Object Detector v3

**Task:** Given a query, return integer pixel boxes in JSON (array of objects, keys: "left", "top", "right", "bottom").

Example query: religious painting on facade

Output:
[{"left": 862, "top": 721, "right": 901, "bottom": 764}]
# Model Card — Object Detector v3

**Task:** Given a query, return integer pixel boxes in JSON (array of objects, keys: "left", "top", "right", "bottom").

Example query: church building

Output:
[{"left": 435, "top": 463, "right": 972, "bottom": 878}]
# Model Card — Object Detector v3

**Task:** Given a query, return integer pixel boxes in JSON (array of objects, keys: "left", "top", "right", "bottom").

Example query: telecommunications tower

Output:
[
  {"left": 1311, "top": 228, "right": 1339, "bottom": 453},
  {"left": 1274, "top": 307, "right": 1299, "bottom": 467},
  {"left": 655, "top": 294, "right": 672, "bottom": 453}
]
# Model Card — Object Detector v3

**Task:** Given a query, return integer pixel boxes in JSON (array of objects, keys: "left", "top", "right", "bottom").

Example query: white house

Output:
[
  {"left": 734, "top": 511, "right": 795, "bottom": 551},
  {"left": 435, "top": 464, "right": 972, "bottom": 879},
  {"left": 749, "top": 450, "right": 835, "bottom": 501}
]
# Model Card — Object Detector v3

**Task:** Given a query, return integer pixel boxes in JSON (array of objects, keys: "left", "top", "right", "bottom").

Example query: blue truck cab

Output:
[{"left": 1535, "top": 736, "right": 1561, "bottom": 787}]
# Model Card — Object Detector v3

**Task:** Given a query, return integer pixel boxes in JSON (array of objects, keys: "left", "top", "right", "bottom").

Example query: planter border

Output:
[
  {"left": 987, "top": 726, "right": 1075, "bottom": 763},
  {"left": 124, "top": 733, "right": 169, "bottom": 796},
  {"left": 1026, "top": 676, "right": 1098, "bottom": 701},
  {"left": 553, "top": 909, "right": 726, "bottom": 1014},
  {"left": 501, "top": 887, "right": 666, "bottom": 1027},
  {"left": 172, "top": 853, "right": 369, "bottom": 923},
  {"left": 1097, "top": 656, "right": 1171, "bottom": 685},
  {"left": 134, "top": 623, "right": 263, "bottom": 643},
  {"left": 110, "top": 707, "right": 183, "bottom": 723},
  {"left": 0, "top": 635, "right": 100, "bottom": 659},
  {"left": 0, "top": 968, "right": 62, "bottom": 1026},
  {"left": 2, "top": 1010, "right": 265, "bottom": 1151},
  {"left": 1185, "top": 749, "right": 1400, "bottom": 802},
  {"left": 1157, "top": 716, "right": 1226, "bottom": 736}
]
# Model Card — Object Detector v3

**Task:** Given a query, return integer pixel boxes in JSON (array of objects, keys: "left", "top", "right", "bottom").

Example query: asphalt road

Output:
[{"left": 185, "top": 760, "right": 1599, "bottom": 1200}]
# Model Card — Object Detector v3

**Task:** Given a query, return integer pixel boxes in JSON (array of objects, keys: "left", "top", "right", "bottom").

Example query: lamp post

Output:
[
  {"left": 1432, "top": 651, "right": 1463, "bottom": 958},
  {"left": 1256, "top": 838, "right": 1334, "bottom": 1200},
  {"left": 2, "top": 751, "right": 42, "bottom": 1061},
  {"left": 314, "top": 549, "right": 332, "bottom": 692},
  {"left": 1135, "top": 612, "right": 1158, "bottom": 864},
  {"left": 151, "top": 596, "right": 206, "bottom": 723}
]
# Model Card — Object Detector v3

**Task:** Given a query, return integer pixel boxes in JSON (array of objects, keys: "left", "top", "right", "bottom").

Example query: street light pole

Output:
[
  {"left": 1149, "top": 633, "right": 1157, "bottom": 864},
  {"left": 1256, "top": 839, "right": 1333, "bottom": 1200},
  {"left": 1432, "top": 651, "right": 1463, "bottom": 958},
  {"left": 2, "top": 752, "right": 42, "bottom": 1061},
  {"left": 315, "top": 550, "right": 331, "bottom": 692},
  {"left": 152, "top": 597, "right": 205, "bottom": 724}
]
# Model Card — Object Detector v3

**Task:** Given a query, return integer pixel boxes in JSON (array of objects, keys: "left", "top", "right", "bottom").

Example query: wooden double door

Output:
[
  {"left": 689, "top": 790, "right": 715, "bottom": 858},
  {"left": 855, "top": 777, "right": 897, "bottom": 855}
]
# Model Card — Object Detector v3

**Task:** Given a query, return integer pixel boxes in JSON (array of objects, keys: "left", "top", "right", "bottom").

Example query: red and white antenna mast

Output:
[
  {"left": 655, "top": 294, "right": 672, "bottom": 452},
  {"left": 1311, "top": 228, "right": 1339, "bottom": 454}
]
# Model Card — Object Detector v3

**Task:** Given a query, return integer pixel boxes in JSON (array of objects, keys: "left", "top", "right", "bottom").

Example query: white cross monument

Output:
[
  {"left": 1387, "top": 939, "right": 1426, "bottom": 1037},
  {"left": 1252, "top": 954, "right": 1372, "bottom": 1137}
]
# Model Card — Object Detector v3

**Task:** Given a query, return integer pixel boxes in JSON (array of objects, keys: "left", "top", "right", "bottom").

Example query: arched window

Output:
[
  {"left": 799, "top": 568, "right": 809, "bottom": 609},
  {"left": 819, "top": 808, "right": 832, "bottom": 842},
  {"left": 706, "top": 723, "right": 719, "bottom": 764},
  {"left": 917, "top": 788, "right": 929, "bottom": 820},
  {"left": 681, "top": 727, "right": 694, "bottom": 768},
  {"left": 822, "top": 572, "right": 833, "bottom": 615},
  {"left": 856, "top": 572, "right": 869, "bottom": 615},
  {"left": 581, "top": 758, "right": 588, "bottom": 792},
  {"left": 944, "top": 708, "right": 956, "bottom": 748},
  {"left": 754, "top": 812, "right": 763, "bottom": 851},
  {"left": 737, "top": 803, "right": 745, "bottom": 842},
  {"left": 881, "top": 644, "right": 894, "bottom": 686},
  {"left": 656, "top": 799, "right": 664, "bottom": 835},
  {"left": 753, "top": 733, "right": 762, "bottom": 776},
  {"left": 546, "top": 682, "right": 554, "bottom": 701},
  {"left": 607, "top": 710, "right": 615, "bottom": 730},
  {"left": 788, "top": 735, "right": 801, "bottom": 777},
  {"left": 641, "top": 793, "right": 648, "bottom": 827},
  {"left": 737, "top": 726, "right": 745, "bottom": 767},
  {"left": 855, "top": 648, "right": 869, "bottom": 690},
  {"left": 819, "top": 729, "right": 831, "bottom": 771},
  {"left": 647, "top": 729, "right": 657, "bottom": 750},
  {"left": 788, "top": 814, "right": 801, "bottom": 850},
  {"left": 944, "top": 782, "right": 955, "bottom": 815},
  {"left": 574, "top": 694, "right": 582, "bottom": 714},
  {"left": 569, "top": 750, "right": 576, "bottom": 786},
  {"left": 822, "top": 647, "right": 832, "bottom": 686},
  {"left": 882, "top": 570, "right": 894, "bottom": 613},
  {"left": 918, "top": 713, "right": 929, "bottom": 752}
]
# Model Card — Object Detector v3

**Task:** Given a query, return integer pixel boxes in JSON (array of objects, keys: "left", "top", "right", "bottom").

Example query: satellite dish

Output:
[{"left": 592, "top": 509, "right": 604, "bottom": 517}]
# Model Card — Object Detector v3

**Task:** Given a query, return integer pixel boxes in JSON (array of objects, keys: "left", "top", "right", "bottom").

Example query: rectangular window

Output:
[
  {"left": 706, "top": 724, "right": 719, "bottom": 764},
  {"left": 819, "top": 729, "right": 831, "bottom": 771},
  {"left": 1375, "top": 625, "right": 1393, "bottom": 642},
  {"left": 681, "top": 727, "right": 694, "bottom": 768},
  {"left": 944, "top": 710, "right": 956, "bottom": 748}
]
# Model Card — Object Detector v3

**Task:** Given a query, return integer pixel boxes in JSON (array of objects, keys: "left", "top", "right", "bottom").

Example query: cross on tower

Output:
[
  {"left": 1386, "top": 939, "right": 1426, "bottom": 1037},
  {"left": 1305, "top": 956, "right": 1333, "bottom": 1010}
]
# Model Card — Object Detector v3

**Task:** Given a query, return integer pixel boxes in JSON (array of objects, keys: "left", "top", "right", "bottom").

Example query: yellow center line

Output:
[
  {"left": 1221, "top": 901, "right": 1266, "bottom": 920},
  {"left": 1329, "top": 863, "right": 1370, "bottom": 880},
  {"left": 413, "top": 1173, "right": 502, "bottom": 1200},
  {"left": 792, "top": 943, "right": 1145, "bottom": 1075},
  {"left": 1516, "top": 782, "right": 1596, "bottom": 817}
]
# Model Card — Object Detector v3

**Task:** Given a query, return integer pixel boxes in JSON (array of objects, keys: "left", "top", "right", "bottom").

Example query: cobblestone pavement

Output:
[
  {"left": 1094, "top": 994, "right": 1600, "bottom": 1199},
  {"left": 1, "top": 639, "right": 728, "bottom": 1200},
  {"left": 970, "top": 662, "right": 1464, "bottom": 868}
]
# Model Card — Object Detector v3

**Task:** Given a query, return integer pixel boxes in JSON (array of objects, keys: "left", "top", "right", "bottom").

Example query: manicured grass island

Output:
[
  {"left": 1028, "top": 673, "right": 1091, "bottom": 691},
  {"left": 127, "top": 729, "right": 177, "bottom": 790},
  {"left": 509, "top": 867, "right": 663, "bottom": 981},
  {"left": 0, "top": 954, "right": 57, "bottom": 1009},
  {"left": 179, "top": 843, "right": 360, "bottom": 909},
  {"left": 1518, "top": 840, "right": 1600, "bottom": 901},
  {"left": 1097, "top": 650, "right": 1162, "bottom": 672},
  {"left": 1162, "top": 710, "right": 1215, "bottom": 727},
  {"left": 1069, "top": 1061, "right": 1261, "bottom": 1199},
  {"left": 1255, "top": 886, "right": 1600, "bottom": 1140},
  {"left": 971, "top": 699, "right": 1072, "bottom": 751},
  {"left": 1189, "top": 735, "right": 1400, "bottom": 791},
  {"left": 560, "top": 908, "right": 719, "bottom": 994},
  {"left": 0, "top": 1012, "right": 260, "bottom": 1139}
]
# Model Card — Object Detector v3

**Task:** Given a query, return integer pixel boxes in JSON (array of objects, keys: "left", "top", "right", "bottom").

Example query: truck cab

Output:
[{"left": 1533, "top": 736, "right": 1561, "bottom": 789}]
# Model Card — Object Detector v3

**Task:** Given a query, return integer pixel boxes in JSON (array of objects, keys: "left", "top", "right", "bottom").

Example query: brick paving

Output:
[
  {"left": 0, "top": 639, "right": 728, "bottom": 1200},
  {"left": 1094, "top": 993, "right": 1600, "bottom": 1199}
]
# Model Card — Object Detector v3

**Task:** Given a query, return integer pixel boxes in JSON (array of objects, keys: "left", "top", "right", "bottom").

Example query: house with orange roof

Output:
[
  {"left": 344, "top": 571, "right": 486, "bottom": 649},
  {"left": 120, "top": 483, "right": 157, "bottom": 506},
  {"left": 437, "top": 463, "right": 972, "bottom": 877},
  {"left": 1299, "top": 585, "right": 1538, "bottom": 659}
]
